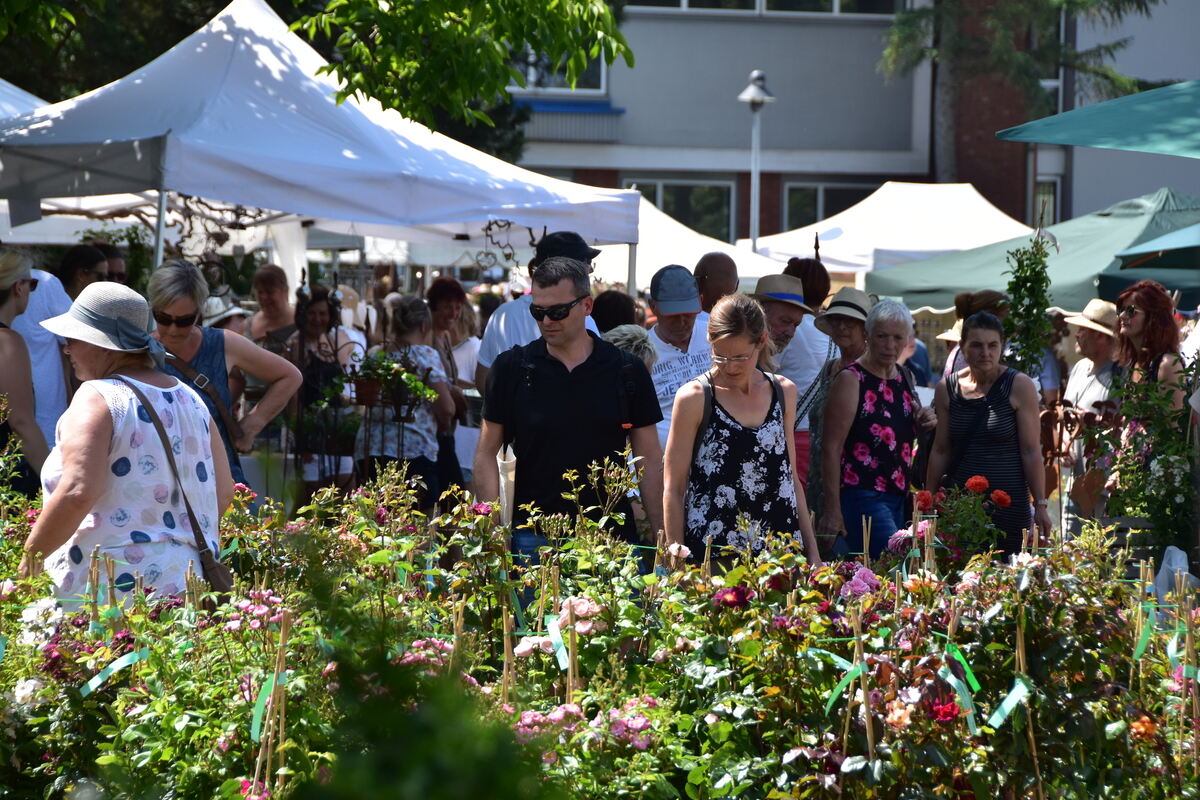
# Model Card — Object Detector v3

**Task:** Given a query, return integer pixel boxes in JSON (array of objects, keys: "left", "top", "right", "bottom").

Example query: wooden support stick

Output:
[
  {"left": 104, "top": 556, "right": 117, "bottom": 608},
  {"left": 851, "top": 607, "right": 876, "bottom": 762},
  {"left": 861, "top": 515, "right": 870, "bottom": 569},
  {"left": 565, "top": 603, "right": 578, "bottom": 705},
  {"left": 502, "top": 610, "right": 514, "bottom": 705}
]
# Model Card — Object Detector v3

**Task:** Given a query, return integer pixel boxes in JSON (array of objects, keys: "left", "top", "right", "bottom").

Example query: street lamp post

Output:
[{"left": 737, "top": 69, "right": 775, "bottom": 253}]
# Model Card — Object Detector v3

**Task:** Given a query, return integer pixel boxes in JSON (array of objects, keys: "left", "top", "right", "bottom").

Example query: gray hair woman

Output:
[
  {"left": 816, "top": 299, "right": 936, "bottom": 559},
  {"left": 20, "top": 283, "right": 234, "bottom": 601},
  {"left": 149, "top": 259, "right": 301, "bottom": 487}
]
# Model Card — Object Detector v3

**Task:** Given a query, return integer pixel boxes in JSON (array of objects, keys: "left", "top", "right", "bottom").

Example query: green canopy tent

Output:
[
  {"left": 1115, "top": 223, "right": 1200, "bottom": 270},
  {"left": 995, "top": 80, "right": 1200, "bottom": 159},
  {"left": 865, "top": 189, "right": 1200, "bottom": 312}
]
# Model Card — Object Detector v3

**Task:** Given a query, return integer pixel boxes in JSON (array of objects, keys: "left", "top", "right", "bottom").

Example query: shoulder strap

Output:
[
  {"left": 164, "top": 340, "right": 244, "bottom": 441},
  {"left": 690, "top": 372, "right": 714, "bottom": 467},
  {"left": 765, "top": 370, "right": 784, "bottom": 416},
  {"left": 618, "top": 357, "right": 637, "bottom": 431},
  {"left": 112, "top": 377, "right": 212, "bottom": 561}
]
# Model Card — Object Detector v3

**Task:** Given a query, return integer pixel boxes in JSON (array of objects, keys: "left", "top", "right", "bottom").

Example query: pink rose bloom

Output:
[
  {"left": 575, "top": 619, "right": 608, "bottom": 635},
  {"left": 843, "top": 464, "right": 861, "bottom": 487},
  {"left": 863, "top": 390, "right": 877, "bottom": 414},
  {"left": 879, "top": 427, "right": 896, "bottom": 448},
  {"left": 887, "top": 530, "right": 913, "bottom": 554},
  {"left": 853, "top": 442, "right": 872, "bottom": 464},
  {"left": 892, "top": 468, "right": 907, "bottom": 490},
  {"left": 667, "top": 542, "right": 692, "bottom": 559},
  {"left": 853, "top": 566, "right": 880, "bottom": 591},
  {"left": 869, "top": 422, "right": 883, "bottom": 437},
  {"left": 514, "top": 637, "right": 538, "bottom": 658},
  {"left": 880, "top": 383, "right": 894, "bottom": 403},
  {"left": 839, "top": 576, "right": 872, "bottom": 599}
]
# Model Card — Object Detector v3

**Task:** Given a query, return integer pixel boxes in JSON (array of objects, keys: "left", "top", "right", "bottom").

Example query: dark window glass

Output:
[
  {"left": 839, "top": 0, "right": 899, "bottom": 12},
  {"left": 767, "top": 0, "right": 833, "bottom": 11},
  {"left": 662, "top": 184, "right": 733, "bottom": 242},
  {"left": 786, "top": 187, "right": 818, "bottom": 229},
  {"left": 689, "top": 0, "right": 757, "bottom": 8},
  {"left": 626, "top": 0, "right": 682, "bottom": 5},
  {"left": 824, "top": 186, "right": 875, "bottom": 218}
]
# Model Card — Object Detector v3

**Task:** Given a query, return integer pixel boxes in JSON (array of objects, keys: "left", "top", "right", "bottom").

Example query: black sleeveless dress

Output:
[
  {"left": 947, "top": 368, "right": 1031, "bottom": 554},
  {"left": 0, "top": 321, "right": 42, "bottom": 497},
  {"left": 683, "top": 371, "right": 800, "bottom": 556}
]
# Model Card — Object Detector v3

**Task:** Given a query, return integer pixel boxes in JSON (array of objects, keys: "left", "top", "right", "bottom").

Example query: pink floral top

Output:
[{"left": 839, "top": 362, "right": 918, "bottom": 496}]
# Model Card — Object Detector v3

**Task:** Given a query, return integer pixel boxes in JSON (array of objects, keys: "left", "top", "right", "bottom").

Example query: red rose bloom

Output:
[
  {"left": 915, "top": 490, "right": 934, "bottom": 512},
  {"left": 712, "top": 585, "right": 755, "bottom": 609},
  {"left": 929, "top": 699, "right": 961, "bottom": 722},
  {"left": 965, "top": 475, "right": 990, "bottom": 493},
  {"left": 990, "top": 489, "right": 1012, "bottom": 508}
]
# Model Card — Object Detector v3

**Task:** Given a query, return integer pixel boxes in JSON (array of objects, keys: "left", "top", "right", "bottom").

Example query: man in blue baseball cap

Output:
[{"left": 647, "top": 265, "right": 712, "bottom": 448}]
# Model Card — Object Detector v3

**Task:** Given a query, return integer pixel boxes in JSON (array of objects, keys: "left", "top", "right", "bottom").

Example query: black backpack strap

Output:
[
  {"left": 501, "top": 344, "right": 533, "bottom": 449},
  {"left": 765, "top": 370, "right": 784, "bottom": 417},
  {"left": 618, "top": 359, "right": 637, "bottom": 431},
  {"left": 690, "top": 372, "right": 714, "bottom": 467}
]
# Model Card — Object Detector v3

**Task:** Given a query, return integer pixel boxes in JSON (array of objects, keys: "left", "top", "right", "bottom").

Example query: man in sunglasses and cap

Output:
[
  {"left": 474, "top": 231, "right": 603, "bottom": 390},
  {"left": 474, "top": 256, "right": 664, "bottom": 562}
]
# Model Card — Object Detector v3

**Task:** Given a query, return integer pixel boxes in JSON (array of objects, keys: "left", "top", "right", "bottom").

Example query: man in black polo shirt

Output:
[{"left": 473, "top": 256, "right": 664, "bottom": 555}]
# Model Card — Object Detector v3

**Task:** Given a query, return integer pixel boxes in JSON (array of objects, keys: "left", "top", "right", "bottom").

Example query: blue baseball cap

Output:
[{"left": 649, "top": 265, "right": 701, "bottom": 315}]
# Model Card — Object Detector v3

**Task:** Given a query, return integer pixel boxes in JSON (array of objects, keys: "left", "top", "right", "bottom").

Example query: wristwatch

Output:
[{"left": 1034, "top": 500, "right": 1048, "bottom": 508}]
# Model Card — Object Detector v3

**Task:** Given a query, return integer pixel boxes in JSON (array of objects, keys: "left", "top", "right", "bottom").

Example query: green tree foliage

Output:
[
  {"left": 294, "top": 0, "right": 633, "bottom": 128},
  {"left": 879, "top": 0, "right": 1163, "bottom": 179}
]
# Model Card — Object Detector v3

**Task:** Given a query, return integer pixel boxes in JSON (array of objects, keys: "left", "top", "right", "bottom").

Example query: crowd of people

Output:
[{"left": 4, "top": 228, "right": 1196, "bottom": 602}]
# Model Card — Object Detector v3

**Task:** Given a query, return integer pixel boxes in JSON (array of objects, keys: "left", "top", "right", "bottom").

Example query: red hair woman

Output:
[{"left": 1114, "top": 280, "right": 1185, "bottom": 412}]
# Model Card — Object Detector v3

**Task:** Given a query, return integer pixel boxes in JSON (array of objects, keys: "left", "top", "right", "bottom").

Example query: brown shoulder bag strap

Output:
[
  {"left": 164, "top": 346, "right": 244, "bottom": 441},
  {"left": 113, "top": 376, "right": 234, "bottom": 594}
]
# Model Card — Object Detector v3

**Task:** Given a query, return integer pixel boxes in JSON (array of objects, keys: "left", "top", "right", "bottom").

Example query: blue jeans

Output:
[{"left": 833, "top": 488, "right": 905, "bottom": 560}]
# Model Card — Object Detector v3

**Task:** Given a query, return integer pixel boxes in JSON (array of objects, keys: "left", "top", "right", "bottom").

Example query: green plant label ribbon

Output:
[
  {"left": 80, "top": 647, "right": 150, "bottom": 698},
  {"left": 0, "top": 634, "right": 6, "bottom": 663},
  {"left": 986, "top": 677, "right": 1031, "bottom": 730},
  {"left": 800, "top": 647, "right": 854, "bottom": 672},
  {"left": 945, "top": 643, "right": 981, "bottom": 692},
  {"left": 251, "top": 671, "right": 290, "bottom": 743},
  {"left": 938, "top": 665, "right": 979, "bottom": 736},
  {"left": 1132, "top": 615, "right": 1154, "bottom": 660},
  {"left": 545, "top": 615, "right": 569, "bottom": 671},
  {"left": 823, "top": 663, "right": 864, "bottom": 717}
]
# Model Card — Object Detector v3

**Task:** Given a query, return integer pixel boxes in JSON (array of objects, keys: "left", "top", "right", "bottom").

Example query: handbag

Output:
[{"left": 114, "top": 377, "right": 235, "bottom": 598}]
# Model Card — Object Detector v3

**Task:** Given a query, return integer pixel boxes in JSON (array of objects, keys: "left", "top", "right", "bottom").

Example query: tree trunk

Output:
[{"left": 933, "top": 53, "right": 957, "bottom": 182}]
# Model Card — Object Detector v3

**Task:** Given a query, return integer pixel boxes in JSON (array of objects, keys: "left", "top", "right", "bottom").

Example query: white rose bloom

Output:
[{"left": 13, "top": 678, "right": 45, "bottom": 708}]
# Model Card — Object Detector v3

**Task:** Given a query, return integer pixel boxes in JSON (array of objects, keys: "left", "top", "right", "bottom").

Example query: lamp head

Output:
[{"left": 737, "top": 69, "right": 775, "bottom": 110}]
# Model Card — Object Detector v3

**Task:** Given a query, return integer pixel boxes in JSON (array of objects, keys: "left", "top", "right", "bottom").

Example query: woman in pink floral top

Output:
[{"left": 816, "top": 300, "right": 936, "bottom": 558}]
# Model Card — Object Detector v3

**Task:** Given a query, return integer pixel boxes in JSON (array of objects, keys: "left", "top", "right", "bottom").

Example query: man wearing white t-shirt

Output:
[
  {"left": 647, "top": 265, "right": 712, "bottom": 448},
  {"left": 11, "top": 268, "right": 72, "bottom": 446},
  {"left": 475, "top": 231, "right": 601, "bottom": 389}
]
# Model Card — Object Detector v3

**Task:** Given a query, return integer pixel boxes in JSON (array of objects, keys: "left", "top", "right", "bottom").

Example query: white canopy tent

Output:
[
  {"left": 591, "top": 198, "right": 788, "bottom": 289},
  {"left": 738, "top": 181, "right": 1032, "bottom": 273},
  {"left": 0, "top": 0, "right": 640, "bottom": 279},
  {"left": 0, "top": 79, "right": 43, "bottom": 120}
]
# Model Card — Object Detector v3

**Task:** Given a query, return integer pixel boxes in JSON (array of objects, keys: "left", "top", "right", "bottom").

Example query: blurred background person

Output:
[
  {"left": 926, "top": 312, "right": 1051, "bottom": 553},
  {"left": 288, "top": 286, "right": 355, "bottom": 501},
  {"left": 941, "top": 290, "right": 1009, "bottom": 379},
  {"left": 91, "top": 241, "right": 127, "bottom": 285},
  {"left": 0, "top": 248, "right": 50, "bottom": 495},
  {"left": 55, "top": 244, "right": 109, "bottom": 299},
  {"left": 246, "top": 264, "right": 296, "bottom": 357},
  {"left": 10, "top": 253, "right": 72, "bottom": 448},
  {"left": 357, "top": 295, "right": 454, "bottom": 510},
  {"left": 816, "top": 301, "right": 934, "bottom": 559},
  {"left": 778, "top": 257, "right": 833, "bottom": 486},
  {"left": 1115, "top": 279, "right": 1185, "bottom": 412},
  {"left": 591, "top": 288, "right": 637, "bottom": 334},
  {"left": 647, "top": 265, "right": 711, "bottom": 449},
  {"left": 693, "top": 252, "right": 739, "bottom": 314},
  {"left": 805, "top": 287, "right": 873, "bottom": 525},
  {"left": 426, "top": 276, "right": 471, "bottom": 500}
]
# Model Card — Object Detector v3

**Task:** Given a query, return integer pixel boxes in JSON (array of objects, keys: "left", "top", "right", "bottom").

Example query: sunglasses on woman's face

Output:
[
  {"left": 153, "top": 310, "right": 199, "bottom": 328},
  {"left": 529, "top": 295, "right": 587, "bottom": 322}
]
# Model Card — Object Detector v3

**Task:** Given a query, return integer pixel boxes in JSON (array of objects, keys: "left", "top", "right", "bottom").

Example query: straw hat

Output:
[
  {"left": 1063, "top": 298, "right": 1118, "bottom": 337},
  {"left": 201, "top": 295, "right": 248, "bottom": 327},
  {"left": 750, "top": 274, "right": 813, "bottom": 314},
  {"left": 815, "top": 287, "right": 873, "bottom": 336},
  {"left": 935, "top": 319, "right": 963, "bottom": 343},
  {"left": 42, "top": 282, "right": 157, "bottom": 353}
]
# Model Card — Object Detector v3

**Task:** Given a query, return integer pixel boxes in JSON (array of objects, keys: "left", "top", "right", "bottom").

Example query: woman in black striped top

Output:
[{"left": 926, "top": 312, "right": 1052, "bottom": 554}]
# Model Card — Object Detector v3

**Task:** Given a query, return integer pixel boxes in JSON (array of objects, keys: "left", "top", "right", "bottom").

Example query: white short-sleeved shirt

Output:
[
  {"left": 774, "top": 316, "right": 833, "bottom": 432},
  {"left": 11, "top": 269, "right": 72, "bottom": 446},
  {"left": 477, "top": 295, "right": 599, "bottom": 368},
  {"left": 649, "top": 317, "right": 712, "bottom": 448}
]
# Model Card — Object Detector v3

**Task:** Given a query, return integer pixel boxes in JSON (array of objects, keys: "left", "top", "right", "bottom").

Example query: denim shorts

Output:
[{"left": 832, "top": 488, "right": 905, "bottom": 560}]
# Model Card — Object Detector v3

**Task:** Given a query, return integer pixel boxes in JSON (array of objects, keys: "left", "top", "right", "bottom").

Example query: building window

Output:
[
  {"left": 1033, "top": 179, "right": 1060, "bottom": 226},
  {"left": 627, "top": 180, "right": 735, "bottom": 242},
  {"left": 784, "top": 183, "right": 877, "bottom": 229},
  {"left": 509, "top": 52, "right": 606, "bottom": 95},
  {"left": 627, "top": 0, "right": 897, "bottom": 13}
]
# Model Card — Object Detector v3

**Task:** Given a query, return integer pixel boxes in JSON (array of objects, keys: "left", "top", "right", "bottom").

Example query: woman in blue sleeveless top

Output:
[{"left": 149, "top": 260, "right": 302, "bottom": 488}]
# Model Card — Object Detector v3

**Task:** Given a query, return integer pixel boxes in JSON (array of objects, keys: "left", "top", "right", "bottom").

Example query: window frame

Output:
[
  {"left": 781, "top": 181, "right": 879, "bottom": 229},
  {"left": 625, "top": 177, "right": 738, "bottom": 243},
  {"left": 507, "top": 52, "right": 608, "bottom": 97},
  {"left": 624, "top": 0, "right": 898, "bottom": 18}
]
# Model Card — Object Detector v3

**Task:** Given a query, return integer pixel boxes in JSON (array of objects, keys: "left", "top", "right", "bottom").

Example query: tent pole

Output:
[
  {"left": 152, "top": 189, "right": 167, "bottom": 269},
  {"left": 626, "top": 243, "right": 637, "bottom": 296}
]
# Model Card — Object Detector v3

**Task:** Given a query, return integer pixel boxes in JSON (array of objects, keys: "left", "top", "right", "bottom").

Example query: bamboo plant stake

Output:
[
  {"left": 565, "top": 603, "right": 578, "bottom": 705},
  {"left": 861, "top": 515, "right": 871, "bottom": 570},
  {"left": 502, "top": 610, "right": 514, "bottom": 705},
  {"left": 1129, "top": 562, "right": 1146, "bottom": 695},
  {"left": 88, "top": 546, "right": 101, "bottom": 621},
  {"left": 923, "top": 517, "right": 936, "bottom": 574},
  {"left": 104, "top": 556, "right": 117, "bottom": 608},
  {"left": 1016, "top": 596, "right": 1046, "bottom": 800},
  {"left": 253, "top": 610, "right": 292, "bottom": 795},
  {"left": 533, "top": 565, "right": 549, "bottom": 634},
  {"left": 703, "top": 540, "right": 713, "bottom": 582},
  {"left": 851, "top": 607, "right": 876, "bottom": 762}
]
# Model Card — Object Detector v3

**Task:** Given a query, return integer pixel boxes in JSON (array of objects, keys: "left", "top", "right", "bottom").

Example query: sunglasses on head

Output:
[
  {"left": 153, "top": 310, "right": 199, "bottom": 328},
  {"left": 529, "top": 295, "right": 587, "bottom": 322}
]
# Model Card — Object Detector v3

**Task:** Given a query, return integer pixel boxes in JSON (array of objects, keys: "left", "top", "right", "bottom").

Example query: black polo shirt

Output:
[{"left": 483, "top": 333, "right": 661, "bottom": 537}]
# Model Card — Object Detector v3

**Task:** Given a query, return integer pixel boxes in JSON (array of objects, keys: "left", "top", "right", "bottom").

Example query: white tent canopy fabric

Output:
[
  {"left": 592, "top": 198, "right": 787, "bottom": 288},
  {"left": 0, "top": 78, "right": 44, "bottom": 121},
  {"left": 0, "top": 0, "right": 640, "bottom": 246},
  {"left": 739, "top": 181, "right": 1032, "bottom": 273}
]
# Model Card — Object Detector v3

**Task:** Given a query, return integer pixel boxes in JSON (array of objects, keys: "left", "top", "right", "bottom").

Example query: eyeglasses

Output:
[
  {"left": 1118, "top": 306, "right": 1144, "bottom": 318},
  {"left": 82, "top": 268, "right": 108, "bottom": 281},
  {"left": 153, "top": 310, "right": 199, "bottom": 328},
  {"left": 711, "top": 353, "right": 753, "bottom": 365},
  {"left": 529, "top": 295, "right": 587, "bottom": 322},
  {"left": 108, "top": 273, "right": 127, "bottom": 284}
]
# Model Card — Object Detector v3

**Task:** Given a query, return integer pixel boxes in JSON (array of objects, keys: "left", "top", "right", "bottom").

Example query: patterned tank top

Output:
[{"left": 839, "top": 362, "right": 918, "bottom": 496}]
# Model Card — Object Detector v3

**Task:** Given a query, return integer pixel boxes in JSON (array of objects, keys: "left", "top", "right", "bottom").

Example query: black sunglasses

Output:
[
  {"left": 529, "top": 295, "right": 587, "bottom": 322},
  {"left": 153, "top": 310, "right": 199, "bottom": 328}
]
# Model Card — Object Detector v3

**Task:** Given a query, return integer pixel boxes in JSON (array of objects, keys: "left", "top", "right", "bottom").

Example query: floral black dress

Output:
[{"left": 684, "top": 371, "right": 799, "bottom": 555}]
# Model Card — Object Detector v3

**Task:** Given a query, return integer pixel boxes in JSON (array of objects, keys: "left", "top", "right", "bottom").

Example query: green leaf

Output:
[
  {"left": 824, "top": 663, "right": 865, "bottom": 716},
  {"left": 841, "top": 755, "right": 868, "bottom": 773},
  {"left": 1105, "top": 720, "right": 1128, "bottom": 739}
]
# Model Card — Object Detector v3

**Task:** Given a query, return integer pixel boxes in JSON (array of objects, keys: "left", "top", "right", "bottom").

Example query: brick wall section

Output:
[
  {"left": 952, "top": 0, "right": 1030, "bottom": 222},
  {"left": 572, "top": 168, "right": 621, "bottom": 189},
  {"left": 736, "top": 171, "right": 783, "bottom": 241}
]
